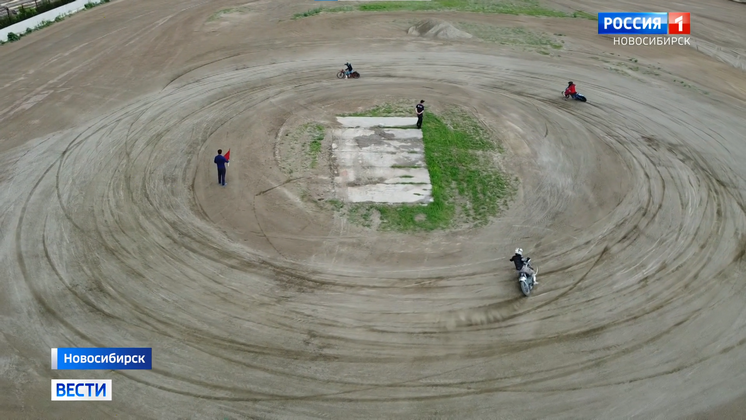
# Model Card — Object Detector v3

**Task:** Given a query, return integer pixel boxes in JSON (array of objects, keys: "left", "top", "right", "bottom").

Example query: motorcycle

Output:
[
  {"left": 518, "top": 259, "right": 538, "bottom": 297},
  {"left": 562, "top": 90, "right": 587, "bottom": 102},
  {"left": 337, "top": 69, "right": 360, "bottom": 79}
]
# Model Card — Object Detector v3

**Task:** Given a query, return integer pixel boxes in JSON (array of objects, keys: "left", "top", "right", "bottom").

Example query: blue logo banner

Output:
[
  {"left": 598, "top": 13, "right": 668, "bottom": 35},
  {"left": 52, "top": 347, "right": 152, "bottom": 370}
]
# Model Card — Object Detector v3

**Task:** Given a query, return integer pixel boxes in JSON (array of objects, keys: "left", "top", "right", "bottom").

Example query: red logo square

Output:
[{"left": 669, "top": 12, "right": 690, "bottom": 35}]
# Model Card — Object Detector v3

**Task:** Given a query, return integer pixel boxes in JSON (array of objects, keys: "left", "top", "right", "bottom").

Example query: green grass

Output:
[
  {"left": 293, "top": 6, "right": 353, "bottom": 19},
  {"left": 457, "top": 23, "right": 563, "bottom": 49},
  {"left": 343, "top": 103, "right": 514, "bottom": 232},
  {"left": 308, "top": 124, "right": 325, "bottom": 168},
  {"left": 293, "top": 0, "right": 596, "bottom": 20},
  {"left": 344, "top": 102, "right": 414, "bottom": 117}
]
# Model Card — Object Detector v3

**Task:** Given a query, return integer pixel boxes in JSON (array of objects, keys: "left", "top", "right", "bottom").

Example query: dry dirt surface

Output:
[{"left": 1, "top": 0, "right": 746, "bottom": 419}]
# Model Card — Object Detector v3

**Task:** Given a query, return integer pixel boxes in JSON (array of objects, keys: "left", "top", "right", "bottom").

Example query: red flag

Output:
[{"left": 224, "top": 149, "right": 230, "bottom": 160}]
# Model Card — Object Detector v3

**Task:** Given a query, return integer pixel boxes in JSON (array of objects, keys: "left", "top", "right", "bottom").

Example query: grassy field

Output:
[
  {"left": 293, "top": 0, "right": 596, "bottom": 20},
  {"left": 457, "top": 23, "right": 563, "bottom": 50},
  {"left": 340, "top": 102, "right": 514, "bottom": 232}
]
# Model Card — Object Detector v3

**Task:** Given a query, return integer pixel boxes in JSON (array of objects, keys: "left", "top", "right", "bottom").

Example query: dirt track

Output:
[{"left": 1, "top": 0, "right": 746, "bottom": 418}]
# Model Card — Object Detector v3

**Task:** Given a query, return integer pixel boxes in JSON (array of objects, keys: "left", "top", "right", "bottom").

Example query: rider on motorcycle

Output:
[
  {"left": 344, "top": 62, "right": 353, "bottom": 78},
  {"left": 510, "top": 248, "right": 537, "bottom": 284},
  {"left": 564, "top": 81, "right": 577, "bottom": 99}
]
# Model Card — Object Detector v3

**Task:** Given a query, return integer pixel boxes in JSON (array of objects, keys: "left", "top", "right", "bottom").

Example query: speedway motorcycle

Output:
[
  {"left": 337, "top": 69, "right": 360, "bottom": 79},
  {"left": 562, "top": 90, "right": 587, "bottom": 102},
  {"left": 518, "top": 258, "right": 538, "bottom": 297}
]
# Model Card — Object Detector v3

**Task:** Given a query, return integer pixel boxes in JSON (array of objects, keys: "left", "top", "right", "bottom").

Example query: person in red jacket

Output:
[{"left": 564, "top": 81, "right": 577, "bottom": 99}]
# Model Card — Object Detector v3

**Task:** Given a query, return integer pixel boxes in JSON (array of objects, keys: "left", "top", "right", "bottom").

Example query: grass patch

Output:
[
  {"left": 293, "top": 5, "right": 353, "bottom": 19},
  {"left": 308, "top": 124, "right": 325, "bottom": 168},
  {"left": 84, "top": 0, "right": 109, "bottom": 10},
  {"left": 571, "top": 10, "right": 596, "bottom": 20},
  {"left": 294, "top": 6, "right": 323, "bottom": 19},
  {"left": 208, "top": 7, "right": 250, "bottom": 21},
  {"left": 458, "top": 23, "right": 563, "bottom": 49},
  {"left": 293, "top": 0, "right": 596, "bottom": 20},
  {"left": 343, "top": 104, "right": 514, "bottom": 232},
  {"left": 343, "top": 102, "right": 413, "bottom": 117}
]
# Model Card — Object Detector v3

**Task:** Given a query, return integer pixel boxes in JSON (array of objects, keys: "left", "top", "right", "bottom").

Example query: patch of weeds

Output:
[
  {"left": 343, "top": 104, "right": 514, "bottom": 232},
  {"left": 85, "top": 0, "right": 109, "bottom": 9},
  {"left": 208, "top": 7, "right": 250, "bottom": 21},
  {"left": 293, "top": 0, "right": 596, "bottom": 20},
  {"left": 308, "top": 124, "right": 325, "bottom": 168},
  {"left": 572, "top": 10, "right": 596, "bottom": 20},
  {"left": 615, "top": 62, "right": 638, "bottom": 72},
  {"left": 327, "top": 199, "right": 344, "bottom": 211},
  {"left": 292, "top": 6, "right": 352, "bottom": 19},
  {"left": 36, "top": 20, "right": 54, "bottom": 29},
  {"left": 278, "top": 122, "right": 327, "bottom": 175},
  {"left": 294, "top": 7, "right": 322, "bottom": 19},
  {"left": 347, "top": 205, "right": 377, "bottom": 228},
  {"left": 457, "top": 23, "right": 563, "bottom": 50},
  {"left": 344, "top": 101, "right": 413, "bottom": 117}
]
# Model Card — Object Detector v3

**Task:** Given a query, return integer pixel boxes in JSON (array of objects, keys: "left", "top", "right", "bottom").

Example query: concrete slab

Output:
[
  {"left": 334, "top": 151, "right": 425, "bottom": 168},
  {"left": 337, "top": 117, "right": 418, "bottom": 128},
  {"left": 342, "top": 184, "right": 433, "bottom": 204},
  {"left": 332, "top": 117, "right": 432, "bottom": 204},
  {"left": 335, "top": 167, "right": 431, "bottom": 185}
]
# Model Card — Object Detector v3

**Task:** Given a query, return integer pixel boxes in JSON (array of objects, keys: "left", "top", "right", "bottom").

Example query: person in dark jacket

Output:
[
  {"left": 214, "top": 149, "right": 229, "bottom": 186},
  {"left": 415, "top": 100, "right": 425, "bottom": 129},
  {"left": 344, "top": 62, "right": 353, "bottom": 78},
  {"left": 510, "top": 248, "right": 537, "bottom": 284}
]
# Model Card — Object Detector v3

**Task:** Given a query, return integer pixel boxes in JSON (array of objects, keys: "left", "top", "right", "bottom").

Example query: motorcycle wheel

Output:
[
  {"left": 520, "top": 280, "right": 531, "bottom": 296},
  {"left": 337, "top": 71, "right": 345, "bottom": 79},
  {"left": 350, "top": 72, "right": 360, "bottom": 79}
]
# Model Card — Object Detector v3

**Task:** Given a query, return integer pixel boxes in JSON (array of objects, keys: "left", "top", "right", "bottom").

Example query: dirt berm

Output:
[{"left": 407, "top": 18, "right": 472, "bottom": 39}]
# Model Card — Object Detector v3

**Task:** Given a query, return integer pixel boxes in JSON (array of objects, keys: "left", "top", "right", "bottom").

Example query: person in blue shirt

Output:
[{"left": 214, "top": 149, "right": 229, "bottom": 186}]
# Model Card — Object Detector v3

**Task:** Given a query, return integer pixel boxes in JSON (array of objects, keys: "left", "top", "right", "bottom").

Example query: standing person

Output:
[
  {"left": 214, "top": 149, "right": 229, "bottom": 186},
  {"left": 415, "top": 100, "right": 425, "bottom": 129}
]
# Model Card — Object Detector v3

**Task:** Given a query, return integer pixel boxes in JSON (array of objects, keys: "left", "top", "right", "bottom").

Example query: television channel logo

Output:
[
  {"left": 51, "top": 380, "right": 112, "bottom": 401},
  {"left": 668, "top": 13, "right": 690, "bottom": 35},
  {"left": 598, "top": 13, "right": 690, "bottom": 35},
  {"left": 599, "top": 12, "right": 691, "bottom": 46}
]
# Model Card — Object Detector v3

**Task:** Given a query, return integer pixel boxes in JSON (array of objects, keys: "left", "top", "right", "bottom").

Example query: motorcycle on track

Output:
[
  {"left": 337, "top": 69, "right": 360, "bottom": 79},
  {"left": 518, "top": 258, "right": 538, "bottom": 297},
  {"left": 562, "top": 90, "right": 587, "bottom": 102}
]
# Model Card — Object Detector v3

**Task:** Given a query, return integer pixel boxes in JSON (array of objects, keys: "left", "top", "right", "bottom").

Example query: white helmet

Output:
[{"left": 515, "top": 248, "right": 523, "bottom": 255}]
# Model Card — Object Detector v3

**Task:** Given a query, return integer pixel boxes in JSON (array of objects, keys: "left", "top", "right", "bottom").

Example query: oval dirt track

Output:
[{"left": 1, "top": 0, "right": 746, "bottom": 419}]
